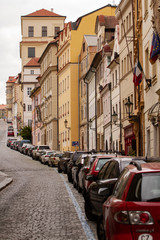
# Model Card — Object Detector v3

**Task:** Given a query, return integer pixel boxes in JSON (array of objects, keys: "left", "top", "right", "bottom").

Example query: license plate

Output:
[{"left": 138, "top": 234, "right": 153, "bottom": 240}]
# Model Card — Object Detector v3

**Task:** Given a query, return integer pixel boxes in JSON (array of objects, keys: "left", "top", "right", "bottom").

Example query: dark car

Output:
[
  {"left": 72, "top": 154, "right": 89, "bottom": 189},
  {"left": 67, "top": 151, "right": 90, "bottom": 183},
  {"left": 58, "top": 151, "right": 73, "bottom": 173},
  {"left": 14, "top": 140, "right": 21, "bottom": 151},
  {"left": 84, "top": 157, "right": 138, "bottom": 222},
  {"left": 83, "top": 155, "right": 121, "bottom": 198},
  {"left": 78, "top": 153, "right": 107, "bottom": 195},
  {"left": 101, "top": 160, "right": 160, "bottom": 240}
]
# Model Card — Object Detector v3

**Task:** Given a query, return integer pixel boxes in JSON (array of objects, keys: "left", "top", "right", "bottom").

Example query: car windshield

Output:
[
  {"left": 95, "top": 158, "right": 111, "bottom": 171},
  {"left": 127, "top": 172, "right": 160, "bottom": 202}
]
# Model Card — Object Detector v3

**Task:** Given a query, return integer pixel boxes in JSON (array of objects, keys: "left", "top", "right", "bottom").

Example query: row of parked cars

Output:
[
  {"left": 6, "top": 137, "right": 160, "bottom": 240},
  {"left": 7, "top": 138, "right": 64, "bottom": 167},
  {"left": 57, "top": 150, "right": 160, "bottom": 240}
]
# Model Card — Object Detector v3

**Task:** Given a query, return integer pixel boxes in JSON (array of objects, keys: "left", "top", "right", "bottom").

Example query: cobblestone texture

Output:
[{"left": 0, "top": 120, "right": 98, "bottom": 240}]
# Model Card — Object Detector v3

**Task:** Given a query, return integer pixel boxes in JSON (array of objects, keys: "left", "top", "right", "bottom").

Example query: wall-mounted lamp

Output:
[
  {"left": 112, "top": 110, "right": 122, "bottom": 127},
  {"left": 88, "top": 118, "right": 96, "bottom": 130},
  {"left": 64, "top": 119, "right": 70, "bottom": 129},
  {"left": 125, "top": 97, "right": 133, "bottom": 118},
  {"left": 146, "top": 78, "right": 152, "bottom": 88},
  {"left": 112, "top": 110, "right": 118, "bottom": 125}
]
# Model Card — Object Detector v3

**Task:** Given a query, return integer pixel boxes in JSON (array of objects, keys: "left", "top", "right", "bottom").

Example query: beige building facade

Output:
[{"left": 39, "top": 40, "right": 59, "bottom": 150}]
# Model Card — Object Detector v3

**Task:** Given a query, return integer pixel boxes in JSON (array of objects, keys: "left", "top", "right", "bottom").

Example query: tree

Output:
[{"left": 20, "top": 126, "right": 32, "bottom": 142}]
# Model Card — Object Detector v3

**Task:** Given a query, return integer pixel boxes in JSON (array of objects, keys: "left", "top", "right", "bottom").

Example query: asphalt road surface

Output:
[{"left": 0, "top": 119, "right": 98, "bottom": 240}]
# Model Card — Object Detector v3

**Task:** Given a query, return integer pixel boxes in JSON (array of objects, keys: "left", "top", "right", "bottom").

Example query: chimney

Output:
[{"left": 51, "top": 8, "right": 53, "bottom": 12}]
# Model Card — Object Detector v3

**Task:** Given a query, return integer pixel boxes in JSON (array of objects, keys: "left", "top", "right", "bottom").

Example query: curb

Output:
[{"left": 0, "top": 172, "right": 13, "bottom": 191}]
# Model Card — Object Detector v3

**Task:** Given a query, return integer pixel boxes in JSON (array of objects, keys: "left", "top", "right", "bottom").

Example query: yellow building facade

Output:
[{"left": 57, "top": 5, "right": 116, "bottom": 151}]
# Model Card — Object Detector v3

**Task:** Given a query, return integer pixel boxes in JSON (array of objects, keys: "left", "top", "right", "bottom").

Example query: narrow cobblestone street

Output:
[{"left": 0, "top": 120, "right": 98, "bottom": 240}]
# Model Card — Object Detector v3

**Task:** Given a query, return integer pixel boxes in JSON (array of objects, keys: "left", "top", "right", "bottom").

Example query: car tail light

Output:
[
  {"left": 114, "top": 211, "right": 154, "bottom": 225},
  {"left": 45, "top": 155, "right": 49, "bottom": 157},
  {"left": 129, "top": 211, "right": 154, "bottom": 225},
  {"left": 114, "top": 211, "right": 129, "bottom": 224}
]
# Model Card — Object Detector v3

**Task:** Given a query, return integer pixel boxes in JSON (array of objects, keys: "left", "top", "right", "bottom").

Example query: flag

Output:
[
  {"left": 133, "top": 60, "right": 143, "bottom": 86},
  {"left": 149, "top": 31, "right": 160, "bottom": 64}
]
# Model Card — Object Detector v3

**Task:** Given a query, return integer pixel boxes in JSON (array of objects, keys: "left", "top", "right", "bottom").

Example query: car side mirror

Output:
[
  {"left": 98, "top": 187, "right": 110, "bottom": 196},
  {"left": 85, "top": 174, "right": 94, "bottom": 181}
]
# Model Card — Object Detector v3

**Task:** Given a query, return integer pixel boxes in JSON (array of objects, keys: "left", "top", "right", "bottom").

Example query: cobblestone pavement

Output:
[{"left": 0, "top": 120, "right": 98, "bottom": 240}]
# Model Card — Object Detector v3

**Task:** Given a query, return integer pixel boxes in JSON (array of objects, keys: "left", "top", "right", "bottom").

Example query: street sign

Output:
[{"left": 72, "top": 141, "right": 79, "bottom": 146}]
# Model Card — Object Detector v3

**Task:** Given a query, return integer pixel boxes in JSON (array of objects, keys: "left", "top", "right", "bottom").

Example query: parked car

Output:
[
  {"left": 67, "top": 151, "right": 90, "bottom": 183},
  {"left": 22, "top": 144, "right": 34, "bottom": 155},
  {"left": 8, "top": 129, "right": 14, "bottom": 137},
  {"left": 72, "top": 154, "right": 89, "bottom": 189},
  {"left": 32, "top": 145, "right": 50, "bottom": 160},
  {"left": 40, "top": 150, "right": 55, "bottom": 164},
  {"left": 84, "top": 157, "right": 139, "bottom": 222},
  {"left": 8, "top": 125, "right": 14, "bottom": 131},
  {"left": 48, "top": 152, "right": 64, "bottom": 167},
  {"left": 18, "top": 139, "right": 31, "bottom": 153},
  {"left": 78, "top": 153, "right": 107, "bottom": 194},
  {"left": 10, "top": 139, "right": 18, "bottom": 149},
  {"left": 58, "top": 151, "right": 74, "bottom": 173},
  {"left": 29, "top": 146, "right": 37, "bottom": 157},
  {"left": 7, "top": 138, "right": 17, "bottom": 147},
  {"left": 83, "top": 155, "right": 120, "bottom": 198},
  {"left": 14, "top": 140, "right": 21, "bottom": 151},
  {"left": 100, "top": 160, "right": 160, "bottom": 240}
]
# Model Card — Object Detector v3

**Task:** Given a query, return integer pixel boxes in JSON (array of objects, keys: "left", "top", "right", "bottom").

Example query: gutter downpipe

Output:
[{"left": 78, "top": 54, "right": 80, "bottom": 150}]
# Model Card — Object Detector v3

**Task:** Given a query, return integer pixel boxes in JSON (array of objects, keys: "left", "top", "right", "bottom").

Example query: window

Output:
[
  {"left": 83, "top": 42, "right": 85, "bottom": 52},
  {"left": 28, "top": 105, "right": 32, "bottom": 111},
  {"left": 27, "top": 87, "right": 32, "bottom": 96},
  {"left": 28, "top": 119, "right": 32, "bottom": 127},
  {"left": 28, "top": 26, "right": 34, "bottom": 37},
  {"left": 30, "top": 70, "right": 34, "bottom": 75},
  {"left": 55, "top": 27, "right": 60, "bottom": 37},
  {"left": 42, "top": 26, "right": 47, "bottom": 37},
  {"left": 28, "top": 48, "right": 35, "bottom": 58},
  {"left": 115, "top": 70, "right": 117, "bottom": 85}
]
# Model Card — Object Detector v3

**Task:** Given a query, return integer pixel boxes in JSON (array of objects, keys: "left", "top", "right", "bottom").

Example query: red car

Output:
[
  {"left": 8, "top": 130, "right": 14, "bottom": 136},
  {"left": 84, "top": 155, "right": 120, "bottom": 196},
  {"left": 101, "top": 161, "right": 160, "bottom": 240}
]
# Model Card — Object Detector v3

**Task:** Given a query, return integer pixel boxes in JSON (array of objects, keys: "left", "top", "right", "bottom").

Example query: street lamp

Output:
[
  {"left": 125, "top": 97, "right": 133, "bottom": 118},
  {"left": 112, "top": 110, "right": 118, "bottom": 125},
  {"left": 64, "top": 119, "right": 70, "bottom": 129}
]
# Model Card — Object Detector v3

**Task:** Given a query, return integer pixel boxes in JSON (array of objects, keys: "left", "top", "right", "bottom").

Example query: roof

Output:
[
  {"left": 75, "top": 4, "right": 116, "bottom": 29},
  {"left": 24, "top": 58, "right": 40, "bottom": 67},
  {"left": 0, "top": 104, "right": 6, "bottom": 110},
  {"left": 128, "top": 162, "right": 160, "bottom": 172},
  {"left": 22, "top": 9, "right": 66, "bottom": 18},
  {"left": 97, "top": 15, "right": 118, "bottom": 28},
  {"left": 84, "top": 35, "right": 97, "bottom": 46},
  {"left": 6, "top": 76, "right": 16, "bottom": 83}
]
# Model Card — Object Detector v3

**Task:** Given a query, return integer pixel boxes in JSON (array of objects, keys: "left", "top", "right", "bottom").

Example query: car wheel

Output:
[
  {"left": 58, "top": 164, "right": 62, "bottom": 173},
  {"left": 97, "top": 216, "right": 106, "bottom": 240},
  {"left": 73, "top": 180, "right": 76, "bottom": 188},
  {"left": 84, "top": 198, "right": 96, "bottom": 221},
  {"left": 77, "top": 184, "right": 82, "bottom": 193}
]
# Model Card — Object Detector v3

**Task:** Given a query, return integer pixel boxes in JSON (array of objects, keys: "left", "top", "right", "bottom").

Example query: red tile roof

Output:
[
  {"left": 98, "top": 15, "right": 119, "bottom": 28},
  {"left": 0, "top": 104, "right": 6, "bottom": 110},
  {"left": 7, "top": 76, "right": 16, "bottom": 83},
  {"left": 24, "top": 58, "right": 40, "bottom": 67},
  {"left": 24, "top": 9, "right": 64, "bottom": 17}
]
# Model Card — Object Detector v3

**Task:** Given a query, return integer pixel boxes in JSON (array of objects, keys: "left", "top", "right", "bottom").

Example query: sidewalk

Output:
[{"left": 0, "top": 172, "right": 13, "bottom": 191}]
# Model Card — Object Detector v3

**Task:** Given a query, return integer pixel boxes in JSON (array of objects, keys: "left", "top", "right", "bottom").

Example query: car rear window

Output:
[
  {"left": 39, "top": 146, "right": 50, "bottom": 149},
  {"left": 95, "top": 158, "right": 111, "bottom": 171},
  {"left": 127, "top": 172, "right": 160, "bottom": 202}
]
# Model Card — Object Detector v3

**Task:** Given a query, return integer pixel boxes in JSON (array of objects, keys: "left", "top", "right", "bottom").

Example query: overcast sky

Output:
[{"left": 0, "top": 0, "right": 120, "bottom": 104}]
